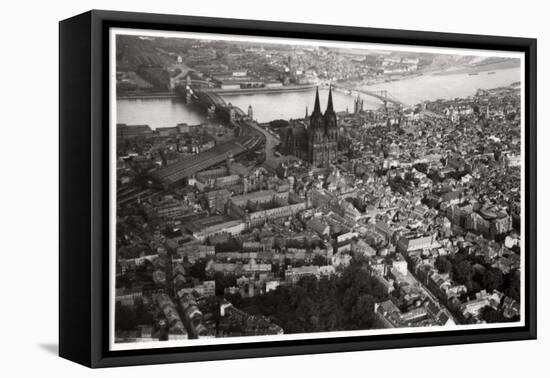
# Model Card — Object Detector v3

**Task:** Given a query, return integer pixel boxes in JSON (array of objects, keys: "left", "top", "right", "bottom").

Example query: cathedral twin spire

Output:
[
  {"left": 325, "top": 86, "right": 335, "bottom": 116},
  {"left": 312, "top": 86, "right": 322, "bottom": 116},
  {"left": 310, "top": 86, "right": 337, "bottom": 133}
]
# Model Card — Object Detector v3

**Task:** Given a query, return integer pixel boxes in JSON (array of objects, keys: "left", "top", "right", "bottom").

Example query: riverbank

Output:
[
  {"left": 354, "top": 65, "right": 520, "bottom": 107},
  {"left": 339, "top": 72, "right": 424, "bottom": 90},
  {"left": 117, "top": 92, "right": 179, "bottom": 100},
  {"left": 341, "top": 59, "right": 520, "bottom": 92},
  {"left": 430, "top": 59, "right": 521, "bottom": 76},
  {"left": 203, "top": 84, "right": 316, "bottom": 96},
  {"left": 117, "top": 83, "right": 318, "bottom": 100}
]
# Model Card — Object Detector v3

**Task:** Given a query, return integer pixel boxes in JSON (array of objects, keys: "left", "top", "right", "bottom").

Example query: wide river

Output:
[{"left": 117, "top": 67, "right": 520, "bottom": 127}]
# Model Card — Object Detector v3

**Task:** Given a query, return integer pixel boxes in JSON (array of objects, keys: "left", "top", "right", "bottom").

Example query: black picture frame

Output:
[{"left": 59, "top": 9, "right": 537, "bottom": 368}]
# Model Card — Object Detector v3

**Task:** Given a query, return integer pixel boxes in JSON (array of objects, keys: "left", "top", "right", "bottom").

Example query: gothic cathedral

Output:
[
  {"left": 308, "top": 86, "right": 339, "bottom": 167},
  {"left": 282, "top": 87, "right": 339, "bottom": 168}
]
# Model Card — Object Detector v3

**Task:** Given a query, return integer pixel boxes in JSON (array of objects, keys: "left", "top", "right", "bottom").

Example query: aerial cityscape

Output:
[{"left": 113, "top": 31, "right": 523, "bottom": 346}]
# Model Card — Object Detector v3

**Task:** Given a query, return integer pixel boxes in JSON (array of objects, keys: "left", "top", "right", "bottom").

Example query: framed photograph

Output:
[{"left": 59, "top": 10, "right": 536, "bottom": 368}]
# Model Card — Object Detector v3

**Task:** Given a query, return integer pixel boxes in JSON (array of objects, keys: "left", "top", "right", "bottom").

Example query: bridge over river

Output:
[
  {"left": 152, "top": 85, "right": 267, "bottom": 188},
  {"left": 332, "top": 84, "right": 407, "bottom": 108}
]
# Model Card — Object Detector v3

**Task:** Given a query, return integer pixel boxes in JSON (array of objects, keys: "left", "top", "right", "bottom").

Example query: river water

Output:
[
  {"left": 117, "top": 67, "right": 520, "bottom": 127},
  {"left": 362, "top": 67, "right": 520, "bottom": 106}
]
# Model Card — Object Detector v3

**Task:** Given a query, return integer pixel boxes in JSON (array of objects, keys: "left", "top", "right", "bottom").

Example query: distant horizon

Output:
[{"left": 115, "top": 28, "right": 522, "bottom": 60}]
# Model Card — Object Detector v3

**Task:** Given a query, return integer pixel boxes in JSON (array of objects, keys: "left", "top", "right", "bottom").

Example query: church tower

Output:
[
  {"left": 309, "top": 87, "right": 324, "bottom": 131},
  {"left": 308, "top": 87, "right": 325, "bottom": 166},
  {"left": 323, "top": 86, "right": 339, "bottom": 164},
  {"left": 324, "top": 86, "right": 338, "bottom": 133}
]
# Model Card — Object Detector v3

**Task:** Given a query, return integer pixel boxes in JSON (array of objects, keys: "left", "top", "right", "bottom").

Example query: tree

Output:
[
  {"left": 482, "top": 268, "right": 504, "bottom": 292},
  {"left": 214, "top": 273, "right": 236, "bottom": 296},
  {"left": 453, "top": 260, "right": 474, "bottom": 286},
  {"left": 312, "top": 254, "right": 328, "bottom": 266},
  {"left": 115, "top": 302, "right": 137, "bottom": 331},
  {"left": 189, "top": 260, "right": 207, "bottom": 281},
  {"left": 234, "top": 262, "right": 387, "bottom": 334},
  {"left": 435, "top": 256, "right": 453, "bottom": 274},
  {"left": 503, "top": 270, "right": 521, "bottom": 302},
  {"left": 225, "top": 292, "right": 244, "bottom": 308},
  {"left": 481, "top": 306, "right": 504, "bottom": 323},
  {"left": 213, "top": 237, "right": 241, "bottom": 252},
  {"left": 413, "top": 162, "right": 428, "bottom": 174},
  {"left": 269, "top": 119, "right": 290, "bottom": 130},
  {"left": 349, "top": 294, "right": 376, "bottom": 329},
  {"left": 298, "top": 275, "right": 319, "bottom": 294}
]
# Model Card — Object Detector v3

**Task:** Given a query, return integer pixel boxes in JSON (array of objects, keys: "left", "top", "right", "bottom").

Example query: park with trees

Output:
[{"left": 225, "top": 261, "right": 390, "bottom": 334}]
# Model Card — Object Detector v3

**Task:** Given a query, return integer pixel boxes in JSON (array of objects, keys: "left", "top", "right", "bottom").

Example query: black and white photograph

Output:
[
  {"left": 110, "top": 28, "right": 526, "bottom": 350},
  {"left": 2, "top": 0, "right": 547, "bottom": 374}
]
